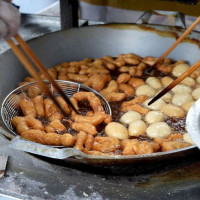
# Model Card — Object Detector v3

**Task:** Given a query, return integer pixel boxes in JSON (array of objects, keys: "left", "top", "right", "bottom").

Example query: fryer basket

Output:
[{"left": 1, "top": 80, "right": 112, "bottom": 137}]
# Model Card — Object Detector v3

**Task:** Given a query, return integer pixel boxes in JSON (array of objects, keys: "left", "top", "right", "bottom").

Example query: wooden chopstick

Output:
[
  {"left": 156, "top": 16, "right": 200, "bottom": 65},
  {"left": 6, "top": 35, "right": 79, "bottom": 114},
  {"left": 148, "top": 59, "right": 200, "bottom": 105},
  {"left": 14, "top": 34, "right": 79, "bottom": 113}
]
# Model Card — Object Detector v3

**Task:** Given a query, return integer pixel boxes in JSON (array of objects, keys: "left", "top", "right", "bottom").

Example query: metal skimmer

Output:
[{"left": 1, "top": 80, "right": 112, "bottom": 137}]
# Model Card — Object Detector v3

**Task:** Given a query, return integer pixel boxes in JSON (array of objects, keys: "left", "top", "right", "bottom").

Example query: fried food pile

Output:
[{"left": 12, "top": 53, "right": 198, "bottom": 156}]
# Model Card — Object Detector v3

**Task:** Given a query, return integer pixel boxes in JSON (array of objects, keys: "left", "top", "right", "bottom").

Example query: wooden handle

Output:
[
  {"left": 6, "top": 39, "right": 51, "bottom": 96},
  {"left": 156, "top": 16, "right": 200, "bottom": 65},
  {"left": 14, "top": 34, "right": 78, "bottom": 113}
]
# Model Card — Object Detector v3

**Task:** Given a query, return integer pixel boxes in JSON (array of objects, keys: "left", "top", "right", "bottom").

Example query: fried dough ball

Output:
[
  {"left": 128, "top": 120, "right": 147, "bottom": 136},
  {"left": 119, "top": 111, "right": 141, "bottom": 125},
  {"left": 121, "top": 139, "right": 160, "bottom": 155},
  {"left": 161, "top": 77, "right": 174, "bottom": 87},
  {"left": 192, "top": 87, "right": 200, "bottom": 100},
  {"left": 92, "top": 136, "right": 121, "bottom": 153},
  {"left": 160, "top": 104, "right": 185, "bottom": 118},
  {"left": 144, "top": 98, "right": 165, "bottom": 111},
  {"left": 172, "top": 63, "right": 190, "bottom": 77},
  {"left": 146, "top": 122, "right": 171, "bottom": 139},
  {"left": 160, "top": 92, "right": 172, "bottom": 103},
  {"left": 136, "top": 84, "right": 156, "bottom": 97},
  {"left": 172, "top": 84, "right": 192, "bottom": 94},
  {"left": 172, "top": 93, "right": 193, "bottom": 106},
  {"left": 145, "top": 111, "right": 164, "bottom": 124},
  {"left": 146, "top": 77, "right": 162, "bottom": 90},
  {"left": 105, "top": 122, "right": 129, "bottom": 140},
  {"left": 181, "top": 77, "right": 196, "bottom": 87}
]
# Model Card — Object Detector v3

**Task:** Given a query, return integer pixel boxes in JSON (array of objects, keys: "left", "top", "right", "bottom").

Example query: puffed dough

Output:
[
  {"left": 181, "top": 77, "right": 196, "bottom": 87},
  {"left": 105, "top": 122, "right": 129, "bottom": 140},
  {"left": 161, "top": 76, "right": 174, "bottom": 87},
  {"left": 120, "top": 111, "right": 141, "bottom": 124},
  {"left": 136, "top": 84, "right": 156, "bottom": 97},
  {"left": 128, "top": 120, "right": 147, "bottom": 136},
  {"left": 146, "top": 122, "right": 171, "bottom": 139},
  {"left": 172, "top": 93, "right": 193, "bottom": 106},
  {"left": 196, "top": 76, "right": 200, "bottom": 84},
  {"left": 192, "top": 87, "right": 200, "bottom": 100},
  {"left": 183, "top": 133, "right": 194, "bottom": 145},
  {"left": 145, "top": 111, "right": 164, "bottom": 124},
  {"left": 144, "top": 98, "right": 165, "bottom": 110},
  {"left": 146, "top": 77, "right": 162, "bottom": 90},
  {"left": 172, "top": 63, "right": 190, "bottom": 77},
  {"left": 161, "top": 92, "right": 172, "bottom": 102},
  {"left": 160, "top": 104, "right": 185, "bottom": 118},
  {"left": 172, "top": 84, "right": 192, "bottom": 94},
  {"left": 181, "top": 101, "right": 195, "bottom": 112}
]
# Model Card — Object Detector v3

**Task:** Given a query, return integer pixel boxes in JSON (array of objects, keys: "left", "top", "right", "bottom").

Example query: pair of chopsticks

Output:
[
  {"left": 148, "top": 16, "right": 200, "bottom": 106},
  {"left": 6, "top": 34, "right": 79, "bottom": 114}
]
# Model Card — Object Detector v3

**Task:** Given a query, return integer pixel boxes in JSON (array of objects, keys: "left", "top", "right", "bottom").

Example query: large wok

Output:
[{"left": 0, "top": 23, "right": 200, "bottom": 166}]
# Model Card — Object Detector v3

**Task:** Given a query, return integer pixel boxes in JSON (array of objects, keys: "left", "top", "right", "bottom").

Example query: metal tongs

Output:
[{"left": 6, "top": 33, "right": 79, "bottom": 114}]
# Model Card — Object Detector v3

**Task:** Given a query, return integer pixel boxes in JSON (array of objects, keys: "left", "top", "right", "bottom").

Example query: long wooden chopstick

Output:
[
  {"left": 6, "top": 35, "right": 79, "bottom": 114},
  {"left": 148, "top": 59, "right": 200, "bottom": 105},
  {"left": 156, "top": 16, "right": 200, "bottom": 65}
]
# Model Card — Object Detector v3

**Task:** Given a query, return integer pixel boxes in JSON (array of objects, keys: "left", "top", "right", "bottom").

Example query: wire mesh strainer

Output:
[{"left": 1, "top": 80, "right": 112, "bottom": 136}]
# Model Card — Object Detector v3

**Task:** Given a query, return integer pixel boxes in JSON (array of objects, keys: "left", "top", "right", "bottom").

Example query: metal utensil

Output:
[{"left": 1, "top": 80, "right": 112, "bottom": 137}]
